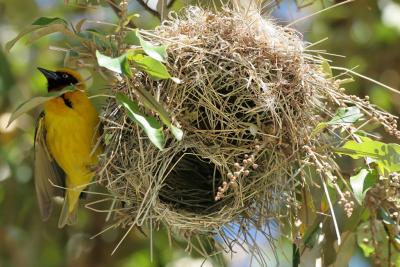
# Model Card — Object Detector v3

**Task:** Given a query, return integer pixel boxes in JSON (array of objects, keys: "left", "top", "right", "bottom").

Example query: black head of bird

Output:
[{"left": 37, "top": 67, "right": 79, "bottom": 92}]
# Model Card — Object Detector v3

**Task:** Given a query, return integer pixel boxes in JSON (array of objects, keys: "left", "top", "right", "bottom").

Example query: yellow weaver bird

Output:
[{"left": 35, "top": 67, "right": 102, "bottom": 228}]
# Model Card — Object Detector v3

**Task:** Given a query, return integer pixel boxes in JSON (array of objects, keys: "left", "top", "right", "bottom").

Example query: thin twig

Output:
[
  {"left": 321, "top": 175, "right": 341, "bottom": 245},
  {"left": 332, "top": 66, "right": 400, "bottom": 95},
  {"left": 286, "top": 0, "right": 355, "bottom": 27}
]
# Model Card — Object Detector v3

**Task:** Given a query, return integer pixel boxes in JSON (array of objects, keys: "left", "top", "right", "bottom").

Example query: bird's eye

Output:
[{"left": 62, "top": 73, "right": 69, "bottom": 78}]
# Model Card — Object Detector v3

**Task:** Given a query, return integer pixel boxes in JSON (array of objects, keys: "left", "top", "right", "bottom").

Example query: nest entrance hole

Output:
[{"left": 158, "top": 152, "right": 227, "bottom": 214}]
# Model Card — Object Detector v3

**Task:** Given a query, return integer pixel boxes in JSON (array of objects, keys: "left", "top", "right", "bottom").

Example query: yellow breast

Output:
[{"left": 44, "top": 92, "right": 100, "bottom": 177}]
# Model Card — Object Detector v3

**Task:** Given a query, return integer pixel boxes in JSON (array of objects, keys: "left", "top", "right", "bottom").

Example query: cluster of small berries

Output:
[
  {"left": 338, "top": 191, "right": 354, "bottom": 218},
  {"left": 368, "top": 173, "right": 400, "bottom": 221},
  {"left": 215, "top": 143, "right": 262, "bottom": 201},
  {"left": 343, "top": 95, "right": 400, "bottom": 139}
]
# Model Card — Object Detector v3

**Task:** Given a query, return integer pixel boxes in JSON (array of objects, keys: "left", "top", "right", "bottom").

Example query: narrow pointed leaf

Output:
[
  {"left": 350, "top": 169, "right": 378, "bottom": 205},
  {"left": 6, "top": 26, "right": 42, "bottom": 52},
  {"left": 127, "top": 84, "right": 183, "bottom": 141},
  {"left": 135, "top": 30, "right": 167, "bottom": 62},
  {"left": 6, "top": 17, "right": 68, "bottom": 52},
  {"left": 129, "top": 54, "right": 170, "bottom": 80},
  {"left": 27, "top": 24, "right": 70, "bottom": 44},
  {"left": 350, "top": 169, "right": 368, "bottom": 204},
  {"left": 32, "top": 17, "right": 68, "bottom": 26},
  {"left": 96, "top": 50, "right": 123, "bottom": 73},
  {"left": 6, "top": 21, "right": 80, "bottom": 52},
  {"left": 7, "top": 86, "right": 75, "bottom": 126},
  {"left": 96, "top": 51, "right": 131, "bottom": 77},
  {"left": 75, "top": 18, "right": 87, "bottom": 32},
  {"left": 116, "top": 93, "right": 165, "bottom": 150},
  {"left": 120, "top": 56, "right": 133, "bottom": 77}
]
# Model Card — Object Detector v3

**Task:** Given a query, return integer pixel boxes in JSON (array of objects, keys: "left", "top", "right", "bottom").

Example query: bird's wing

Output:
[{"left": 34, "top": 112, "right": 66, "bottom": 221}]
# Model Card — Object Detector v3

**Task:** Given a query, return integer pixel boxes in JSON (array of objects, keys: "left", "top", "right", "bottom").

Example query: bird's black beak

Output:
[{"left": 37, "top": 67, "right": 60, "bottom": 82}]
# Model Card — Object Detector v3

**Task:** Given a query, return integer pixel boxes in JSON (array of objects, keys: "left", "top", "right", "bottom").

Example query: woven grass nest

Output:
[{"left": 98, "top": 5, "right": 398, "bottom": 255}]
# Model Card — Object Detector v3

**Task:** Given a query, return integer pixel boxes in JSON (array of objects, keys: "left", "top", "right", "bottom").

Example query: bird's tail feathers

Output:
[{"left": 58, "top": 190, "right": 78, "bottom": 228}]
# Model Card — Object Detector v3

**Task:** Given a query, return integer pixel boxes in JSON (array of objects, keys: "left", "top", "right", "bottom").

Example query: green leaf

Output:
[
  {"left": 96, "top": 51, "right": 131, "bottom": 77},
  {"left": 6, "top": 21, "right": 79, "bottom": 52},
  {"left": 75, "top": 18, "right": 87, "bottom": 32},
  {"left": 124, "top": 31, "right": 141, "bottom": 46},
  {"left": 5, "top": 26, "right": 41, "bottom": 52},
  {"left": 128, "top": 54, "right": 171, "bottom": 80},
  {"left": 32, "top": 17, "right": 67, "bottom": 26},
  {"left": 120, "top": 56, "right": 133, "bottom": 77},
  {"left": 349, "top": 169, "right": 367, "bottom": 204},
  {"left": 96, "top": 50, "right": 122, "bottom": 73},
  {"left": 134, "top": 30, "right": 168, "bottom": 62},
  {"left": 6, "top": 17, "right": 68, "bottom": 51},
  {"left": 116, "top": 93, "right": 165, "bottom": 150},
  {"left": 7, "top": 86, "right": 75, "bottom": 126},
  {"left": 329, "top": 106, "right": 363, "bottom": 125},
  {"left": 27, "top": 24, "right": 70, "bottom": 44},
  {"left": 312, "top": 107, "right": 363, "bottom": 136},
  {"left": 125, "top": 30, "right": 168, "bottom": 63},
  {"left": 126, "top": 83, "right": 183, "bottom": 141},
  {"left": 350, "top": 169, "right": 378, "bottom": 205},
  {"left": 335, "top": 135, "right": 400, "bottom": 173}
]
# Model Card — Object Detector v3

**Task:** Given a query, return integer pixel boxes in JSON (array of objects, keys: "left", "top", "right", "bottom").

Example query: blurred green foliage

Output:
[{"left": 1, "top": 0, "right": 400, "bottom": 266}]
